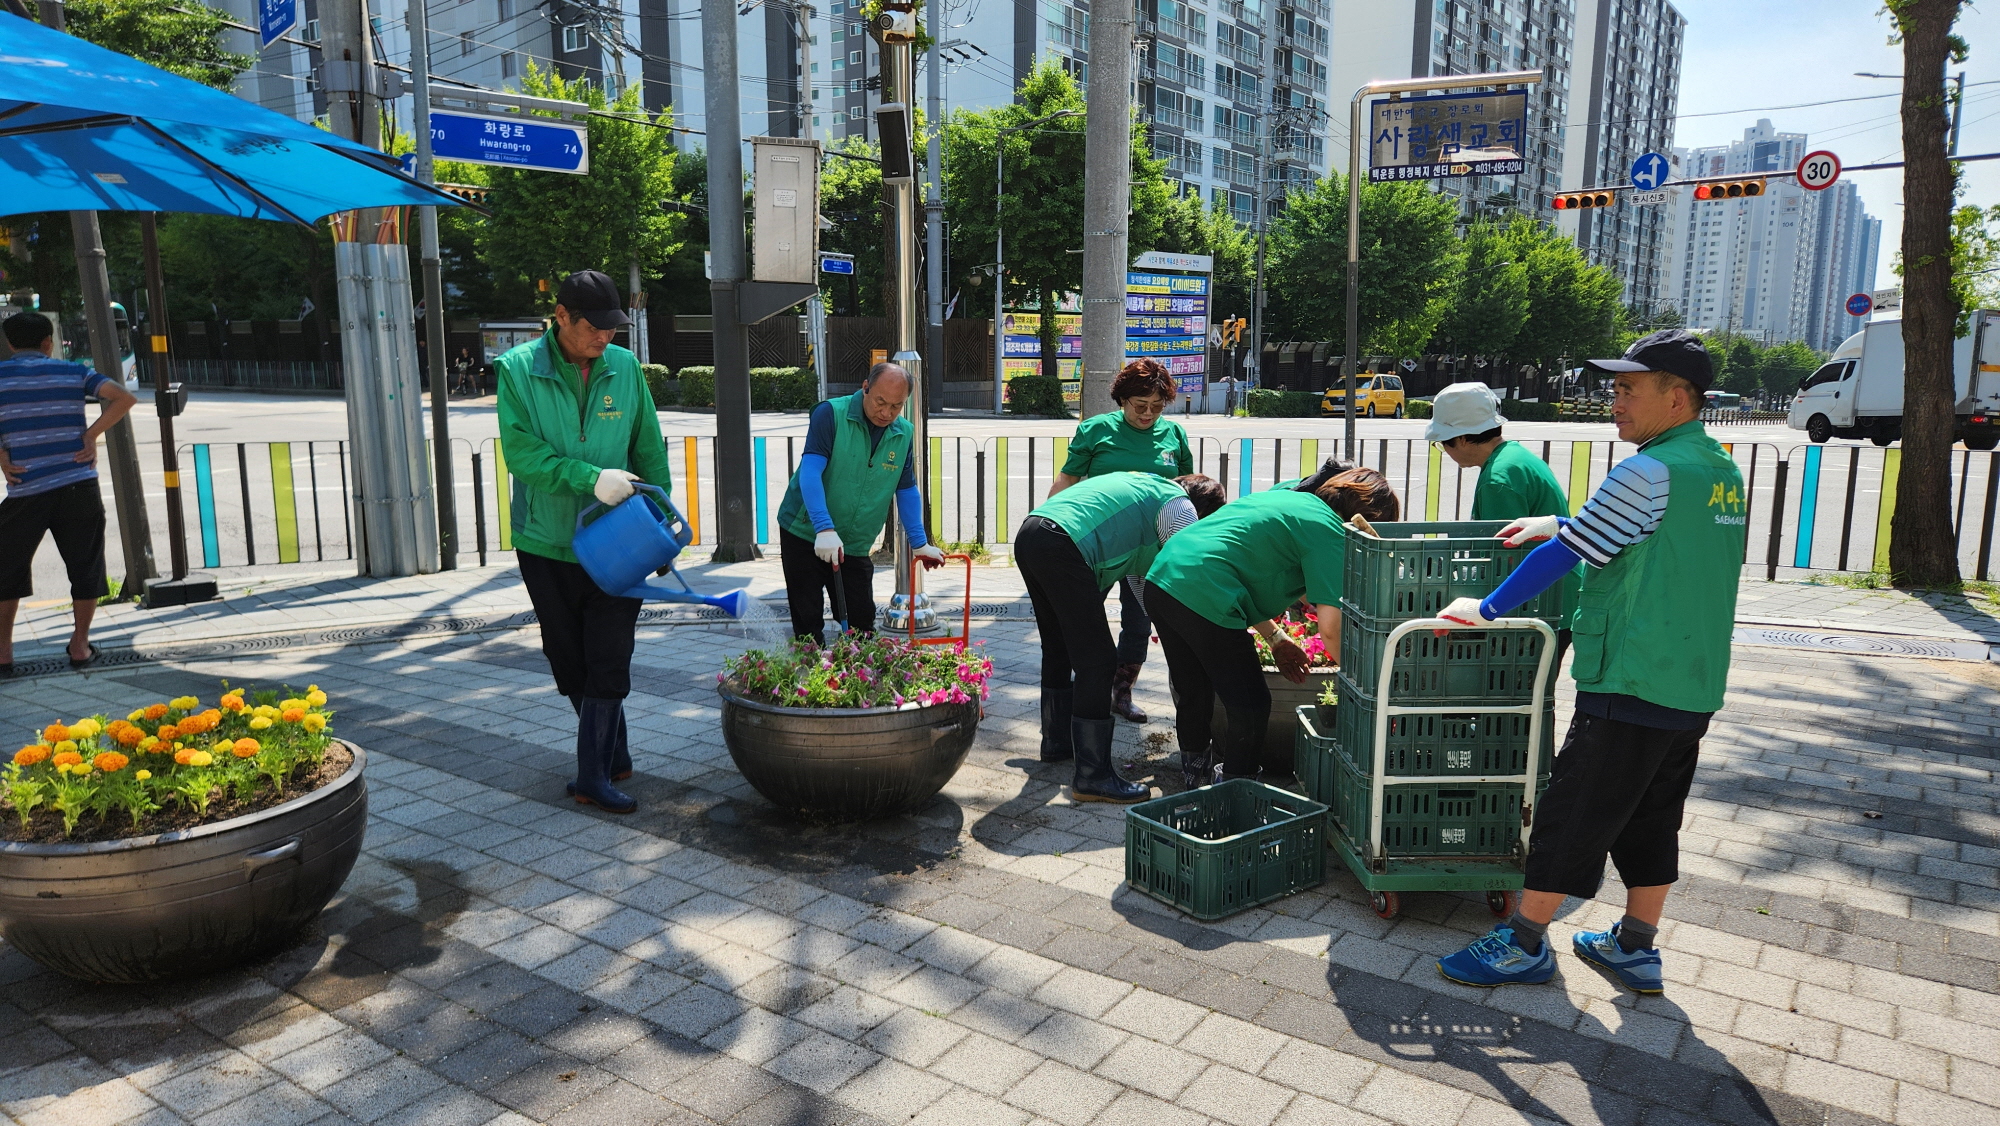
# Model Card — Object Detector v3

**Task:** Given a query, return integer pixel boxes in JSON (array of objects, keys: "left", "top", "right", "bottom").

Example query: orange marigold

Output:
[
  {"left": 221, "top": 694, "right": 247, "bottom": 712},
  {"left": 156, "top": 724, "right": 179, "bottom": 740},
  {"left": 115, "top": 726, "right": 144, "bottom": 747},
  {"left": 13, "top": 746, "right": 48, "bottom": 766},
  {"left": 91, "top": 752, "right": 130, "bottom": 773},
  {"left": 143, "top": 703, "right": 169, "bottom": 721},
  {"left": 51, "top": 751, "right": 83, "bottom": 767},
  {"left": 230, "top": 738, "right": 260, "bottom": 758},
  {"left": 41, "top": 723, "right": 67, "bottom": 744},
  {"left": 173, "top": 747, "right": 198, "bottom": 765},
  {"left": 281, "top": 707, "right": 307, "bottom": 723}
]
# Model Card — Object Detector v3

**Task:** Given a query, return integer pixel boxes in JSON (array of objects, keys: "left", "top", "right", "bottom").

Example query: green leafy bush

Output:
[
  {"left": 1247, "top": 389, "right": 1320, "bottom": 417},
  {"left": 1499, "top": 399, "right": 1558, "bottom": 422},
  {"left": 1005, "top": 376, "right": 1070, "bottom": 417},
  {"left": 642, "top": 364, "right": 677, "bottom": 407},
  {"left": 749, "top": 367, "right": 820, "bottom": 411},
  {"left": 1406, "top": 399, "right": 1432, "bottom": 419},
  {"left": 678, "top": 366, "right": 716, "bottom": 408}
]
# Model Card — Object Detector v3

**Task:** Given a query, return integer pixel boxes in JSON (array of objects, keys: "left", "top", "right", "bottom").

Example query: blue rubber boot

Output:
[
  {"left": 1040, "top": 688, "right": 1075, "bottom": 763},
  {"left": 567, "top": 696, "right": 632, "bottom": 796},
  {"left": 1572, "top": 923, "right": 1665, "bottom": 994},
  {"left": 571, "top": 697, "right": 637, "bottom": 813},
  {"left": 1437, "top": 926, "right": 1556, "bottom": 987},
  {"left": 1071, "top": 717, "right": 1149, "bottom": 803}
]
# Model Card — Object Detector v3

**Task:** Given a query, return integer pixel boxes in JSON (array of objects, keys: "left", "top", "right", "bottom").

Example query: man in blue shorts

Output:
[{"left": 0, "top": 311, "right": 138, "bottom": 674}]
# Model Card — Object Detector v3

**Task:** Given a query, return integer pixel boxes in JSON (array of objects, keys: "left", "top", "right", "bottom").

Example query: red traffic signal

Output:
[
  {"left": 1693, "top": 178, "right": 1766, "bottom": 201},
  {"left": 1552, "top": 191, "right": 1615, "bottom": 210}
]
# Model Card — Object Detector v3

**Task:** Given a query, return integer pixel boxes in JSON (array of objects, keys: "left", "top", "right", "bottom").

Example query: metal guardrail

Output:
[{"left": 163, "top": 434, "right": 2000, "bottom": 583}]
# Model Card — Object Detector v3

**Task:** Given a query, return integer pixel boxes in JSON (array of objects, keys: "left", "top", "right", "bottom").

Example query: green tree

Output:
[
  {"left": 1264, "top": 174, "right": 1461, "bottom": 358},
  {"left": 1758, "top": 340, "right": 1822, "bottom": 400},
  {"left": 1436, "top": 221, "right": 1528, "bottom": 359},
  {"left": 1499, "top": 219, "right": 1623, "bottom": 374},
  {"left": 1156, "top": 192, "right": 1254, "bottom": 315},
  {"left": 1946, "top": 202, "right": 2000, "bottom": 331},
  {"left": 942, "top": 62, "right": 1169, "bottom": 377},
  {"left": 476, "top": 65, "right": 686, "bottom": 306},
  {"left": 61, "top": 0, "right": 250, "bottom": 88},
  {"left": 819, "top": 140, "right": 887, "bottom": 315}
]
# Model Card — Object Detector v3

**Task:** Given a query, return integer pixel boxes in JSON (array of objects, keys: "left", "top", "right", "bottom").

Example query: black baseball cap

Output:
[
  {"left": 555, "top": 270, "right": 630, "bottom": 329},
  {"left": 1584, "top": 328, "right": 1713, "bottom": 393}
]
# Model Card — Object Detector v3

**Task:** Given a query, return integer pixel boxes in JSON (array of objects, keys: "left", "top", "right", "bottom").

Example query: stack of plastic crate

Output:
[{"left": 1301, "top": 521, "right": 1569, "bottom": 861}]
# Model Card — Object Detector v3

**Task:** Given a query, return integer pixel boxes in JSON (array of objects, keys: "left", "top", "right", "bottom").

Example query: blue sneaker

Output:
[
  {"left": 1572, "top": 923, "right": 1664, "bottom": 993},
  {"left": 1436, "top": 926, "right": 1556, "bottom": 987}
]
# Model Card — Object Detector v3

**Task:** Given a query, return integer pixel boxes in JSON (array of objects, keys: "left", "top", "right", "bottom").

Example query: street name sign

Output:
[
  {"left": 1798, "top": 150, "right": 1841, "bottom": 191},
  {"left": 820, "top": 253, "right": 856, "bottom": 275},
  {"left": 259, "top": 0, "right": 297, "bottom": 46},
  {"left": 428, "top": 109, "right": 588, "bottom": 174},
  {"left": 1628, "top": 190, "right": 1673, "bottom": 206},
  {"left": 1368, "top": 91, "right": 1528, "bottom": 182}
]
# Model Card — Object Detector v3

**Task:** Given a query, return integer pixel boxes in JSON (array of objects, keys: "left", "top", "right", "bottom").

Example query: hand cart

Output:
[
  {"left": 904, "top": 552, "right": 976, "bottom": 646},
  {"left": 1324, "top": 616, "right": 1557, "bottom": 921}
]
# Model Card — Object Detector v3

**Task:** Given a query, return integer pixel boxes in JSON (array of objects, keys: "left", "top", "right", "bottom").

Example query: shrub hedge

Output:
[
  {"left": 1247, "top": 389, "right": 1321, "bottom": 417},
  {"left": 749, "top": 367, "right": 819, "bottom": 411},
  {"left": 677, "top": 366, "right": 715, "bottom": 408},
  {"left": 1406, "top": 399, "right": 1432, "bottom": 419},
  {"left": 1005, "top": 375, "right": 1071, "bottom": 417},
  {"left": 642, "top": 364, "right": 676, "bottom": 407}
]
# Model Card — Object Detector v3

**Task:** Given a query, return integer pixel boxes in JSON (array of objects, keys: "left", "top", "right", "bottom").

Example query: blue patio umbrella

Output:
[{"left": 0, "top": 12, "right": 459, "bottom": 223}]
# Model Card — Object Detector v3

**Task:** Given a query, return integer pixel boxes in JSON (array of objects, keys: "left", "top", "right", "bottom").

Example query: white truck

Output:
[{"left": 1788, "top": 310, "right": 2000, "bottom": 450}]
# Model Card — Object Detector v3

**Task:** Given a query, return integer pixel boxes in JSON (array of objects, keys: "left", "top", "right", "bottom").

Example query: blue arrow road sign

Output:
[
  {"left": 428, "top": 109, "right": 588, "bottom": 175},
  {"left": 258, "top": 0, "right": 297, "bottom": 46},
  {"left": 1631, "top": 151, "right": 1669, "bottom": 191},
  {"left": 1846, "top": 292, "right": 1874, "bottom": 318},
  {"left": 820, "top": 255, "right": 856, "bottom": 275}
]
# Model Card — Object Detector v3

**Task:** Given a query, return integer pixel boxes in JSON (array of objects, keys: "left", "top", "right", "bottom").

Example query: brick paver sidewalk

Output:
[{"left": 0, "top": 563, "right": 1995, "bottom": 1126}]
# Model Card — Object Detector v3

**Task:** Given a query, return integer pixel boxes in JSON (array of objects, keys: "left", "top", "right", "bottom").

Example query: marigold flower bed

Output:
[{"left": 4, "top": 684, "right": 341, "bottom": 844}]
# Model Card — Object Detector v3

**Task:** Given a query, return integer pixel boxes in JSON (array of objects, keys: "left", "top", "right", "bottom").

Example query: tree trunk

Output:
[{"left": 1889, "top": 0, "right": 1965, "bottom": 586}]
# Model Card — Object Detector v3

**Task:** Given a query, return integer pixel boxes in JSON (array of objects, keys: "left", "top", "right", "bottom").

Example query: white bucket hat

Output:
[{"left": 1424, "top": 382, "right": 1505, "bottom": 443}]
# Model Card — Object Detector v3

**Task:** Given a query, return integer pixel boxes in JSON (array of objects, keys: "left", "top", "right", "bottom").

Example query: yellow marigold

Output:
[
  {"left": 281, "top": 707, "right": 307, "bottom": 724},
  {"left": 248, "top": 716, "right": 273, "bottom": 730},
  {"left": 134, "top": 770, "right": 151, "bottom": 781},
  {"left": 71, "top": 765, "right": 90, "bottom": 777},
  {"left": 127, "top": 708, "right": 147, "bottom": 722},
  {"left": 279, "top": 698, "right": 306, "bottom": 712},
  {"left": 170, "top": 696, "right": 199, "bottom": 711},
  {"left": 68, "top": 718, "right": 101, "bottom": 739},
  {"left": 230, "top": 738, "right": 260, "bottom": 758},
  {"left": 187, "top": 751, "right": 214, "bottom": 767},
  {"left": 143, "top": 703, "right": 169, "bottom": 721},
  {"left": 301, "top": 714, "right": 328, "bottom": 733},
  {"left": 41, "top": 724, "right": 67, "bottom": 744},
  {"left": 92, "top": 752, "right": 129, "bottom": 773},
  {"left": 53, "top": 740, "right": 77, "bottom": 756},
  {"left": 51, "top": 751, "right": 82, "bottom": 767},
  {"left": 137, "top": 737, "right": 160, "bottom": 752},
  {"left": 13, "top": 746, "right": 48, "bottom": 766},
  {"left": 306, "top": 687, "right": 328, "bottom": 707},
  {"left": 254, "top": 704, "right": 281, "bottom": 720},
  {"left": 114, "top": 726, "right": 144, "bottom": 748}
]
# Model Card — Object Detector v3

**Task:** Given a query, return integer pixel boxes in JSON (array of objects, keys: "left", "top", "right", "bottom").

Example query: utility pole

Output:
[
  {"left": 35, "top": 0, "right": 157, "bottom": 600},
  {"left": 924, "top": 20, "right": 945, "bottom": 407},
  {"left": 1079, "top": 0, "right": 1132, "bottom": 419},
  {"left": 410, "top": 0, "right": 457, "bottom": 570},
  {"left": 879, "top": 2, "right": 933, "bottom": 632},
  {"left": 704, "top": 0, "right": 759, "bottom": 561}
]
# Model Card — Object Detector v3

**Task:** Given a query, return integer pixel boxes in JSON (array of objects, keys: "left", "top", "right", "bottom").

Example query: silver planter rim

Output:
[
  {"left": 716, "top": 682, "right": 981, "bottom": 721},
  {"left": 0, "top": 740, "right": 366, "bottom": 859}
]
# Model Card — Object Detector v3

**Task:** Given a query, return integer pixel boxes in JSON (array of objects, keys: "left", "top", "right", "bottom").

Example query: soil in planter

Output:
[{"left": 1, "top": 744, "right": 355, "bottom": 845}]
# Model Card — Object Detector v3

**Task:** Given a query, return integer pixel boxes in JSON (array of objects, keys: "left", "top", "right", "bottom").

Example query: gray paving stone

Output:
[{"left": 1003, "top": 1059, "right": 1124, "bottom": 1126}]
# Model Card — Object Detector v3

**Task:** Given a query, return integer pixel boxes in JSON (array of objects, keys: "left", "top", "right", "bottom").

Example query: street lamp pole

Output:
[
  {"left": 991, "top": 109, "right": 1082, "bottom": 413},
  {"left": 1342, "top": 70, "right": 1542, "bottom": 460}
]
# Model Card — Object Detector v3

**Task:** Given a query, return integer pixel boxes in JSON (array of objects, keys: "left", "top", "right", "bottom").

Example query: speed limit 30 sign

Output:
[{"left": 1797, "top": 150, "right": 1841, "bottom": 191}]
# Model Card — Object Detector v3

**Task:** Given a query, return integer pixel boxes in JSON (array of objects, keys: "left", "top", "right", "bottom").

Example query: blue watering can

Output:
[{"left": 572, "top": 483, "right": 754, "bottom": 617}]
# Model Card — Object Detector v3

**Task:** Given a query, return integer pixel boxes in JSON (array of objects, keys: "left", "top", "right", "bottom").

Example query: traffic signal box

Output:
[
  {"left": 1693, "top": 179, "right": 1766, "bottom": 200},
  {"left": 1551, "top": 190, "right": 1615, "bottom": 210}
]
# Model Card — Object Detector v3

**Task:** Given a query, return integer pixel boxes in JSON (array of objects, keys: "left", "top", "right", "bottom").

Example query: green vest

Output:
[
  {"left": 777, "top": 393, "right": 914, "bottom": 554},
  {"left": 1569, "top": 421, "right": 1745, "bottom": 713},
  {"left": 1034, "top": 473, "right": 1186, "bottom": 590}
]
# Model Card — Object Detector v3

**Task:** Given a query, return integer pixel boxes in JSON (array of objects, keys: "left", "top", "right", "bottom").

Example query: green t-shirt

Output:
[
  {"left": 1146, "top": 490, "right": 1347, "bottom": 629},
  {"left": 1471, "top": 440, "right": 1568, "bottom": 522},
  {"left": 1062, "top": 411, "right": 1193, "bottom": 479},
  {"left": 1033, "top": 472, "right": 1187, "bottom": 589}
]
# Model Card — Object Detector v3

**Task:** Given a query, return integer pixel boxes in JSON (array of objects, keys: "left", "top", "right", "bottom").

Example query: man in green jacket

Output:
[
  {"left": 496, "top": 270, "right": 674, "bottom": 814},
  {"left": 1433, "top": 331, "right": 1745, "bottom": 995}
]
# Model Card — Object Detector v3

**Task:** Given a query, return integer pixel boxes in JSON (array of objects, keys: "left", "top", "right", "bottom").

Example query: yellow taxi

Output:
[{"left": 1321, "top": 373, "right": 1407, "bottom": 418}]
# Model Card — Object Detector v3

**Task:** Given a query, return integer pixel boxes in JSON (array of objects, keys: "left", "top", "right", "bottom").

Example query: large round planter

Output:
[
  {"left": 1211, "top": 669, "right": 1339, "bottom": 776},
  {"left": 718, "top": 687, "right": 978, "bottom": 820},
  {"left": 0, "top": 742, "right": 368, "bottom": 983}
]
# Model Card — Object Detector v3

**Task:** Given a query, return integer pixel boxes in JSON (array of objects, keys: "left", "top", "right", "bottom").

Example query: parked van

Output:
[{"left": 1787, "top": 310, "right": 2000, "bottom": 450}]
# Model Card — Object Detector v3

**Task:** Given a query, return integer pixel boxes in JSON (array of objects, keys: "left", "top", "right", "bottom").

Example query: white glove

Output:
[
  {"left": 1498, "top": 514, "right": 1562, "bottom": 547},
  {"left": 913, "top": 544, "right": 946, "bottom": 569},
  {"left": 593, "top": 468, "right": 640, "bottom": 506},
  {"left": 814, "top": 530, "right": 845, "bottom": 566},
  {"left": 1438, "top": 597, "right": 1498, "bottom": 628}
]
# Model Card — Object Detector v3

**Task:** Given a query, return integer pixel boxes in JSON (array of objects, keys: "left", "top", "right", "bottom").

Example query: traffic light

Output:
[
  {"left": 1552, "top": 190, "right": 1615, "bottom": 210},
  {"left": 1693, "top": 179, "right": 1765, "bottom": 201}
]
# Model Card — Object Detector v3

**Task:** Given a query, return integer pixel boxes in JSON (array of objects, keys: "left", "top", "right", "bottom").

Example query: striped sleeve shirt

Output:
[
  {"left": 1556, "top": 453, "right": 1673, "bottom": 567},
  {"left": 0, "top": 351, "right": 110, "bottom": 498}
]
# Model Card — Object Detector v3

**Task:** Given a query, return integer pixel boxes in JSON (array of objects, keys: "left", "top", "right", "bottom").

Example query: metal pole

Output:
[
  {"left": 139, "top": 216, "right": 192, "bottom": 587},
  {"left": 886, "top": 32, "right": 934, "bottom": 632},
  {"left": 925, "top": 22, "right": 946, "bottom": 409},
  {"left": 993, "top": 127, "right": 1007, "bottom": 414},
  {"left": 1951, "top": 70, "right": 1967, "bottom": 156},
  {"left": 630, "top": 260, "right": 649, "bottom": 366},
  {"left": 704, "top": 0, "right": 759, "bottom": 561},
  {"left": 411, "top": 0, "right": 457, "bottom": 571},
  {"left": 1252, "top": 125, "right": 1268, "bottom": 393},
  {"left": 1079, "top": 0, "right": 1132, "bottom": 418}
]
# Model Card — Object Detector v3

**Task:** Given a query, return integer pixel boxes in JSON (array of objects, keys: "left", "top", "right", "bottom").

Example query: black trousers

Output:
[
  {"left": 778, "top": 527, "right": 876, "bottom": 644},
  {"left": 1115, "top": 577, "right": 1150, "bottom": 666},
  {"left": 1143, "top": 584, "right": 1270, "bottom": 775},
  {"left": 0, "top": 480, "right": 107, "bottom": 602},
  {"left": 1524, "top": 711, "right": 1706, "bottom": 898},
  {"left": 1016, "top": 516, "right": 1117, "bottom": 721},
  {"left": 518, "top": 549, "right": 642, "bottom": 700}
]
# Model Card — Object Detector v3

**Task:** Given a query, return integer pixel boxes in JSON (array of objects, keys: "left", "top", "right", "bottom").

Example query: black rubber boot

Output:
[
  {"left": 1071, "top": 717, "right": 1149, "bottom": 804},
  {"left": 1110, "top": 663, "right": 1148, "bottom": 723},
  {"left": 1219, "top": 703, "right": 1268, "bottom": 781},
  {"left": 567, "top": 696, "right": 632, "bottom": 796},
  {"left": 1180, "top": 739, "right": 1217, "bottom": 790},
  {"left": 1039, "top": 688, "right": 1075, "bottom": 762},
  {"left": 571, "top": 697, "right": 637, "bottom": 813}
]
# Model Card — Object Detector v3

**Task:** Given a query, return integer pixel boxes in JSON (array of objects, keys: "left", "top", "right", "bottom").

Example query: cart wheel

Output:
[
  {"left": 1370, "top": 891, "right": 1400, "bottom": 920},
  {"left": 1486, "top": 890, "right": 1519, "bottom": 918}
]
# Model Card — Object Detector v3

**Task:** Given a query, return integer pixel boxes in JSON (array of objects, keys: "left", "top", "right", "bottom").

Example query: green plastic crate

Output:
[
  {"left": 1330, "top": 676, "right": 1555, "bottom": 778},
  {"left": 1295, "top": 706, "right": 1340, "bottom": 809},
  {"left": 1327, "top": 750, "right": 1542, "bottom": 859},
  {"left": 1338, "top": 612, "right": 1557, "bottom": 702},
  {"left": 1124, "top": 779, "right": 1328, "bottom": 920},
  {"left": 1341, "top": 520, "right": 1568, "bottom": 624}
]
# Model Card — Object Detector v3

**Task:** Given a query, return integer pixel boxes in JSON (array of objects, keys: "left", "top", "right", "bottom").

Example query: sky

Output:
[{"left": 1669, "top": 0, "right": 2000, "bottom": 282}]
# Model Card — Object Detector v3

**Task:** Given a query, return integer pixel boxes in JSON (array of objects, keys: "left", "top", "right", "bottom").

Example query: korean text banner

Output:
[{"left": 1368, "top": 91, "right": 1526, "bottom": 183}]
